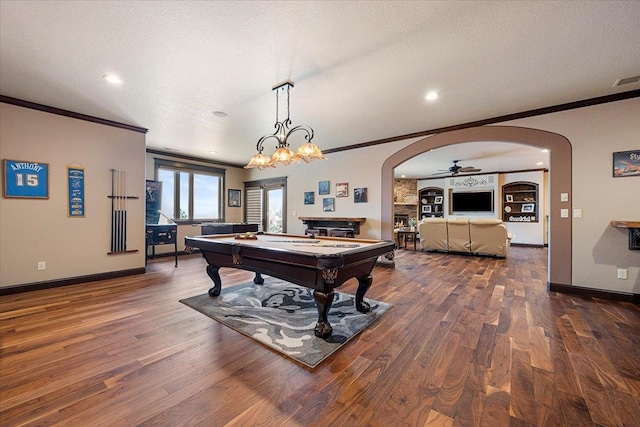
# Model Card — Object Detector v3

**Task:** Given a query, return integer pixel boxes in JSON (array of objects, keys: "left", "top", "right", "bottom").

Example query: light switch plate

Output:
[
  {"left": 561, "top": 209, "right": 569, "bottom": 218},
  {"left": 573, "top": 209, "right": 582, "bottom": 218},
  {"left": 561, "top": 193, "right": 569, "bottom": 202}
]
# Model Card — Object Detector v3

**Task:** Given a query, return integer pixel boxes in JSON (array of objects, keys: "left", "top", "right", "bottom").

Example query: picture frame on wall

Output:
[
  {"left": 522, "top": 203, "right": 535, "bottom": 212},
  {"left": 3, "top": 159, "right": 49, "bottom": 199},
  {"left": 336, "top": 182, "right": 348, "bottom": 197},
  {"left": 228, "top": 189, "right": 241, "bottom": 207},
  {"left": 506, "top": 194, "right": 514, "bottom": 202},
  {"left": 422, "top": 205, "right": 431, "bottom": 213},
  {"left": 318, "top": 180, "right": 330, "bottom": 195},
  {"left": 304, "top": 191, "right": 314, "bottom": 205},
  {"left": 354, "top": 187, "right": 367, "bottom": 203},
  {"left": 323, "top": 197, "right": 335, "bottom": 212},
  {"left": 613, "top": 149, "right": 640, "bottom": 177}
]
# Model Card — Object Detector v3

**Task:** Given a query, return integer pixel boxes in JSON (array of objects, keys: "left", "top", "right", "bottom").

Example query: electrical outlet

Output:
[
  {"left": 617, "top": 268, "right": 628, "bottom": 280},
  {"left": 37, "top": 261, "right": 46, "bottom": 271}
]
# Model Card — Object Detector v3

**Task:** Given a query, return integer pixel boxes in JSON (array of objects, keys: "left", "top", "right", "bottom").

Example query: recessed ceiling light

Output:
[
  {"left": 537, "top": 162, "right": 544, "bottom": 166},
  {"left": 401, "top": 175, "right": 406, "bottom": 178},
  {"left": 213, "top": 111, "right": 228, "bottom": 118},
  {"left": 103, "top": 74, "right": 123, "bottom": 85},
  {"left": 425, "top": 91, "right": 439, "bottom": 101},
  {"left": 209, "top": 150, "right": 217, "bottom": 154},
  {"left": 541, "top": 148, "right": 549, "bottom": 153}
]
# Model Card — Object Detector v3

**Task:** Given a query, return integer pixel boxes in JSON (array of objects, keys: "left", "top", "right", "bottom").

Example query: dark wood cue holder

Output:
[{"left": 610, "top": 221, "right": 640, "bottom": 250}]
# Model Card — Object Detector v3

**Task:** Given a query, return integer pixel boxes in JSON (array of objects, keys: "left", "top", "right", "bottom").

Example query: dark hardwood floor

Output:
[{"left": 1, "top": 246, "right": 639, "bottom": 426}]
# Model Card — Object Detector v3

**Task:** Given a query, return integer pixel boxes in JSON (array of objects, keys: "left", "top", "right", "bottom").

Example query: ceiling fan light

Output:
[
  {"left": 244, "top": 152, "right": 274, "bottom": 170},
  {"left": 292, "top": 142, "right": 326, "bottom": 163}
]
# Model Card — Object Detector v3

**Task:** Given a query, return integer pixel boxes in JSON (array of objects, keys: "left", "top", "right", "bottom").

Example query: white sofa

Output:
[{"left": 419, "top": 217, "right": 511, "bottom": 257}]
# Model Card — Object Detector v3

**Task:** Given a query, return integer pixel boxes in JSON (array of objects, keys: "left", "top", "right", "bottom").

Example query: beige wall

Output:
[
  {"left": 144, "top": 152, "right": 247, "bottom": 255},
  {"left": 245, "top": 137, "right": 419, "bottom": 240},
  {"left": 3, "top": 96, "right": 638, "bottom": 295},
  {"left": 507, "top": 98, "right": 640, "bottom": 293},
  {"left": 250, "top": 97, "right": 639, "bottom": 294},
  {"left": 1, "top": 103, "right": 146, "bottom": 288}
]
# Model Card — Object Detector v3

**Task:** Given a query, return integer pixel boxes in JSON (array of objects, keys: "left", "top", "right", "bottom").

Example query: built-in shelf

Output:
[
  {"left": 502, "top": 182, "right": 539, "bottom": 223},
  {"left": 419, "top": 187, "right": 444, "bottom": 219},
  {"left": 611, "top": 221, "right": 640, "bottom": 250}
]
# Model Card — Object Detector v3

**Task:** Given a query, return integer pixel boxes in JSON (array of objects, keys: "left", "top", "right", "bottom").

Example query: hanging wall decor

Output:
[
  {"left": 67, "top": 164, "right": 85, "bottom": 217},
  {"left": 354, "top": 187, "right": 367, "bottom": 203},
  {"left": 228, "top": 189, "right": 241, "bottom": 207},
  {"left": 336, "top": 182, "right": 348, "bottom": 197},
  {"left": 3, "top": 159, "right": 49, "bottom": 199},
  {"left": 613, "top": 149, "right": 640, "bottom": 177}
]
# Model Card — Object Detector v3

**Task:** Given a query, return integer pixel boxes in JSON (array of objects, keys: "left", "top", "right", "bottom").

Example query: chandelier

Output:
[{"left": 244, "top": 81, "right": 326, "bottom": 170}]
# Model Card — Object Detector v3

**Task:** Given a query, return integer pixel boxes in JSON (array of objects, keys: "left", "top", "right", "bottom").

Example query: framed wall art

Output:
[
  {"left": 613, "top": 149, "right": 640, "bottom": 177},
  {"left": 354, "top": 187, "right": 367, "bottom": 203},
  {"left": 323, "top": 197, "right": 335, "bottom": 212},
  {"left": 304, "top": 191, "right": 315, "bottom": 205},
  {"left": 3, "top": 159, "right": 49, "bottom": 199},
  {"left": 228, "top": 189, "right": 241, "bottom": 207},
  {"left": 336, "top": 182, "right": 348, "bottom": 197},
  {"left": 318, "top": 180, "right": 330, "bottom": 195}
]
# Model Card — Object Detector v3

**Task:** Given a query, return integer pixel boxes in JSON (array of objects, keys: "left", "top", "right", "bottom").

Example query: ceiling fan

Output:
[{"left": 431, "top": 160, "right": 481, "bottom": 176}]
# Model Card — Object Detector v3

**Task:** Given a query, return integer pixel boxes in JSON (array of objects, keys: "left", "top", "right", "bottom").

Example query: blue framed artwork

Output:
[
  {"left": 318, "top": 180, "right": 330, "bottom": 195},
  {"left": 3, "top": 159, "right": 49, "bottom": 199},
  {"left": 323, "top": 197, "right": 335, "bottom": 212},
  {"left": 304, "top": 191, "right": 315, "bottom": 204},
  {"left": 67, "top": 166, "right": 85, "bottom": 217}
]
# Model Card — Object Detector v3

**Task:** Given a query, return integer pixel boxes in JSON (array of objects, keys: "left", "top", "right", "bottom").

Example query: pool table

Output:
[{"left": 185, "top": 233, "right": 395, "bottom": 338}]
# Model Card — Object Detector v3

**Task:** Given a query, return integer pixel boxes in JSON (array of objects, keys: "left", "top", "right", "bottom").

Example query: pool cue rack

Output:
[{"left": 107, "top": 169, "right": 139, "bottom": 255}]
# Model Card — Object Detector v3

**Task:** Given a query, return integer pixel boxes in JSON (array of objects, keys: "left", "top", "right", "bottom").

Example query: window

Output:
[
  {"left": 244, "top": 177, "right": 287, "bottom": 233},
  {"left": 154, "top": 158, "right": 225, "bottom": 222}
]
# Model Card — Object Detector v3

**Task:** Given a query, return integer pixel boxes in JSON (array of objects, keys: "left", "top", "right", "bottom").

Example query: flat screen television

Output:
[{"left": 451, "top": 191, "right": 494, "bottom": 213}]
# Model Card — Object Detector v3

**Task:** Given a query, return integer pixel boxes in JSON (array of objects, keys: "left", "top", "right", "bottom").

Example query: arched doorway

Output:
[{"left": 381, "top": 126, "right": 572, "bottom": 286}]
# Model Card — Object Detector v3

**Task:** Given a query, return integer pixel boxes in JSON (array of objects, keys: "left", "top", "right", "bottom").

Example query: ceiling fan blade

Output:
[{"left": 459, "top": 166, "right": 481, "bottom": 172}]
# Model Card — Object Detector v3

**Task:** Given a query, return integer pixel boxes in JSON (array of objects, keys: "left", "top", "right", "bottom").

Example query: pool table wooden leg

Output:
[
  {"left": 206, "top": 265, "right": 222, "bottom": 296},
  {"left": 313, "top": 289, "right": 335, "bottom": 338},
  {"left": 253, "top": 272, "right": 264, "bottom": 285},
  {"left": 355, "top": 275, "right": 372, "bottom": 313}
]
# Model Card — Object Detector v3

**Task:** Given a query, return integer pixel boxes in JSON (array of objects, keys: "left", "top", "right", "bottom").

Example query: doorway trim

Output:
[{"left": 381, "top": 125, "right": 572, "bottom": 286}]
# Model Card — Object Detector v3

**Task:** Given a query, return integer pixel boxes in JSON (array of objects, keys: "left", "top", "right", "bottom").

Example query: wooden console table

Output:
[
  {"left": 610, "top": 221, "right": 640, "bottom": 250},
  {"left": 299, "top": 217, "right": 366, "bottom": 235}
]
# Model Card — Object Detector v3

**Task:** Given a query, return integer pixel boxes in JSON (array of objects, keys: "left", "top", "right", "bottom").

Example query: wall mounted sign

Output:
[
  {"left": 67, "top": 165, "right": 85, "bottom": 217},
  {"left": 613, "top": 149, "right": 640, "bottom": 177},
  {"left": 2, "top": 159, "right": 49, "bottom": 199}
]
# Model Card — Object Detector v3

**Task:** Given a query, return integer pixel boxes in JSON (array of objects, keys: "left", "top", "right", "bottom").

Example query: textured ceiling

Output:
[{"left": 1, "top": 1, "right": 639, "bottom": 177}]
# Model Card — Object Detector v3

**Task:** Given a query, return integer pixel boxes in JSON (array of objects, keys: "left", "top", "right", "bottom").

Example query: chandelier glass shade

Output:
[{"left": 245, "top": 81, "right": 325, "bottom": 170}]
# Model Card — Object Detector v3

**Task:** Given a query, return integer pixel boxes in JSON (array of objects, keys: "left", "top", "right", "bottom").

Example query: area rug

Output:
[{"left": 180, "top": 278, "right": 392, "bottom": 368}]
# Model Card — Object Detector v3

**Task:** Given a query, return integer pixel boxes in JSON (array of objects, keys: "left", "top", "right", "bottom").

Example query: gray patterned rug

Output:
[{"left": 180, "top": 278, "right": 392, "bottom": 368}]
